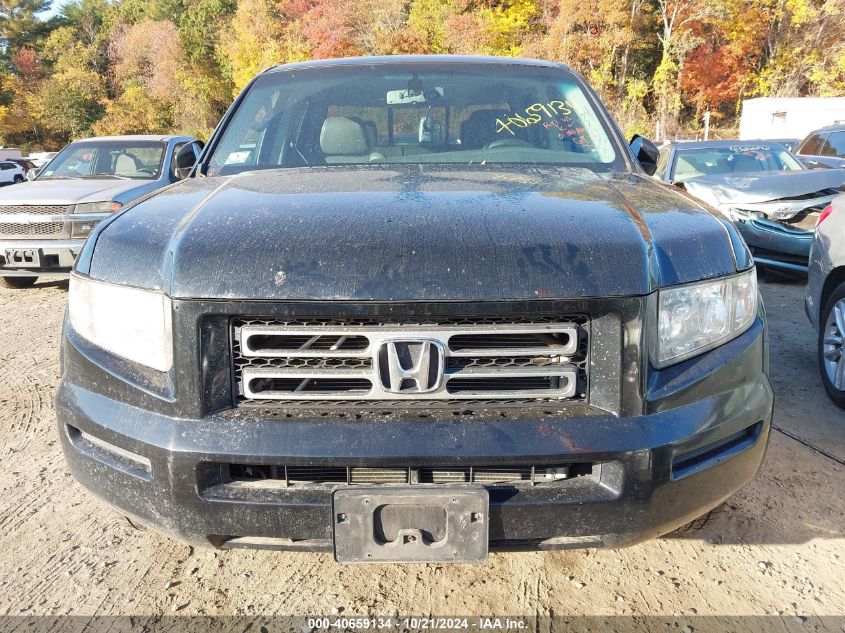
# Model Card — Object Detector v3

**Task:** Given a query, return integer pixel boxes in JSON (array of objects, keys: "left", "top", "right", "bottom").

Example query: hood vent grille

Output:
[{"left": 224, "top": 462, "right": 596, "bottom": 487}]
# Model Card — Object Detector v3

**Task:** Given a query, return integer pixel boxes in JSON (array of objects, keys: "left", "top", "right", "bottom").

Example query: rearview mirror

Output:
[
  {"left": 629, "top": 135, "right": 660, "bottom": 176},
  {"left": 174, "top": 144, "right": 197, "bottom": 180},
  {"left": 387, "top": 87, "right": 444, "bottom": 105}
]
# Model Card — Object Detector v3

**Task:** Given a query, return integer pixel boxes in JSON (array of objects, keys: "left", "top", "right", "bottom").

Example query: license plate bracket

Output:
[
  {"left": 4, "top": 249, "right": 41, "bottom": 268},
  {"left": 332, "top": 487, "right": 489, "bottom": 563}
]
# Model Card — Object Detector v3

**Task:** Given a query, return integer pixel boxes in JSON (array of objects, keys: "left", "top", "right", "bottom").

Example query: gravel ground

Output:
[{"left": 0, "top": 277, "right": 842, "bottom": 630}]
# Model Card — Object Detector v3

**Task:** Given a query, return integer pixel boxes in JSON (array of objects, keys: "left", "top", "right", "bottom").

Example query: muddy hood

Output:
[
  {"left": 683, "top": 168, "right": 845, "bottom": 206},
  {"left": 85, "top": 165, "right": 745, "bottom": 300}
]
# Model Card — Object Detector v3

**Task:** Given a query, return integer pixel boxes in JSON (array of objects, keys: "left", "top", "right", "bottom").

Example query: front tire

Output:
[
  {"left": 13, "top": 175, "right": 24, "bottom": 184},
  {"left": 0, "top": 276, "right": 38, "bottom": 289},
  {"left": 819, "top": 281, "right": 845, "bottom": 409}
]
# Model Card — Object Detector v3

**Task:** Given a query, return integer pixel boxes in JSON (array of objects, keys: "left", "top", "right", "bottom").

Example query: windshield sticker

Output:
[{"left": 495, "top": 101, "right": 574, "bottom": 136}]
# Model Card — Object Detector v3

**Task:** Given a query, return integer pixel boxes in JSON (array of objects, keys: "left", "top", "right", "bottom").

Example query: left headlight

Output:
[
  {"left": 72, "top": 201, "right": 123, "bottom": 237},
  {"left": 653, "top": 268, "right": 758, "bottom": 367},
  {"left": 68, "top": 274, "right": 173, "bottom": 372}
]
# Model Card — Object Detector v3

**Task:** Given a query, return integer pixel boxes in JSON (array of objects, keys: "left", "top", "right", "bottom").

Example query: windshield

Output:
[
  {"left": 672, "top": 145, "right": 804, "bottom": 182},
  {"left": 206, "top": 63, "right": 624, "bottom": 176},
  {"left": 38, "top": 141, "right": 166, "bottom": 180}
]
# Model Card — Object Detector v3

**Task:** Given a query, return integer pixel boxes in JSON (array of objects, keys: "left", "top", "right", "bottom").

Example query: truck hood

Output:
[
  {"left": 683, "top": 168, "right": 845, "bottom": 206},
  {"left": 0, "top": 178, "right": 151, "bottom": 205},
  {"left": 86, "top": 165, "right": 744, "bottom": 300}
]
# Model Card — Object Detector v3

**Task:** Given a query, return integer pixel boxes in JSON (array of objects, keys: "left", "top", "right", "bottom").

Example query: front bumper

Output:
[
  {"left": 734, "top": 217, "right": 812, "bottom": 273},
  {"left": 56, "top": 318, "right": 774, "bottom": 553},
  {"left": 0, "top": 239, "right": 85, "bottom": 277}
]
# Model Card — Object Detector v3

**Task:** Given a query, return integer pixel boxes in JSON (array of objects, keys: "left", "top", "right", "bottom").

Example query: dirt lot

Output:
[{"left": 0, "top": 277, "right": 842, "bottom": 630}]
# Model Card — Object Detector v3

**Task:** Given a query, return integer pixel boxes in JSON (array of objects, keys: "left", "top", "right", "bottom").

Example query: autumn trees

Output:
[{"left": 1, "top": 0, "right": 843, "bottom": 151}]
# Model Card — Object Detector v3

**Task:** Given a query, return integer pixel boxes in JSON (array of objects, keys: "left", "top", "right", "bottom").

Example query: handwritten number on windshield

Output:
[{"left": 495, "top": 101, "right": 574, "bottom": 136}]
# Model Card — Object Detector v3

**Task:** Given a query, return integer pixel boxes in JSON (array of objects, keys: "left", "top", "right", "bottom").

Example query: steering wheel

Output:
[{"left": 484, "top": 137, "right": 531, "bottom": 149}]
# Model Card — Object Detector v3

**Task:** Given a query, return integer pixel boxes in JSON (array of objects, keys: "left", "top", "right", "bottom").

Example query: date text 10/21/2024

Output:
[{"left": 306, "top": 617, "right": 529, "bottom": 630}]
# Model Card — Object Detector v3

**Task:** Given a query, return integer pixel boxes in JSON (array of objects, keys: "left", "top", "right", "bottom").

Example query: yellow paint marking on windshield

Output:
[{"left": 495, "top": 101, "right": 574, "bottom": 136}]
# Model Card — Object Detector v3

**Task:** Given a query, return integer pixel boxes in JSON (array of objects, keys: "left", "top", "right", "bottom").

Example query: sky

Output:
[{"left": 40, "top": 1, "right": 63, "bottom": 20}]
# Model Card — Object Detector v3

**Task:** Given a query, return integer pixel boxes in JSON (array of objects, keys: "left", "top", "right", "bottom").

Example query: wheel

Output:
[
  {"left": 0, "top": 276, "right": 38, "bottom": 289},
  {"left": 818, "top": 281, "right": 845, "bottom": 408},
  {"left": 13, "top": 175, "right": 24, "bottom": 184},
  {"left": 669, "top": 503, "right": 726, "bottom": 535}
]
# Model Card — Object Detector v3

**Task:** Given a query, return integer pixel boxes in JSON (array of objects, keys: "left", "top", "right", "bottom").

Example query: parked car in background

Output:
[
  {"left": 57, "top": 56, "right": 772, "bottom": 562},
  {"left": 27, "top": 151, "right": 58, "bottom": 168},
  {"left": 795, "top": 124, "right": 845, "bottom": 169},
  {"left": 0, "top": 135, "right": 201, "bottom": 288},
  {"left": 806, "top": 196, "right": 845, "bottom": 408},
  {"left": 0, "top": 161, "right": 26, "bottom": 185},
  {"left": 9, "top": 158, "right": 37, "bottom": 178},
  {"left": 654, "top": 139, "right": 845, "bottom": 273}
]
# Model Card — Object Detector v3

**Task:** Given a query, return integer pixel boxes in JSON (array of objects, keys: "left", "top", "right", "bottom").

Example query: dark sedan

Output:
[
  {"left": 655, "top": 140, "right": 845, "bottom": 273},
  {"left": 795, "top": 124, "right": 845, "bottom": 170}
]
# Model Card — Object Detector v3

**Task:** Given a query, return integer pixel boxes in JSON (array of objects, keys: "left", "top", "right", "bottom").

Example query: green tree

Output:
[
  {"left": 34, "top": 66, "right": 106, "bottom": 138},
  {"left": 219, "top": 0, "right": 284, "bottom": 92},
  {"left": 0, "top": 0, "right": 51, "bottom": 55},
  {"left": 92, "top": 83, "right": 173, "bottom": 134},
  {"left": 177, "top": 0, "right": 236, "bottom": 136}
]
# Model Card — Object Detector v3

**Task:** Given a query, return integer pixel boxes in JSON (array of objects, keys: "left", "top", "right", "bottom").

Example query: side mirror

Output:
[
  {"left": 629, "top": 134, "right": 660, "bottom": 176},
  {"left": 174, "top": 144, "right": 197, "bottom": 180}
]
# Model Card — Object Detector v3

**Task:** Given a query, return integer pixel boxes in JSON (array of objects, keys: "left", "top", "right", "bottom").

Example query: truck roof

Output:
[
  {"left": 666, "top": 140, "right": 792, "bottom": 150},
  {"left": 807, "top": 123, "right": 845, "bottom": 134},
  {"left": 72, "top": 135, "right": 194, "bottom": 143},
  {"left": 264, "top": 55, "right": 574, "bottom": 75}
]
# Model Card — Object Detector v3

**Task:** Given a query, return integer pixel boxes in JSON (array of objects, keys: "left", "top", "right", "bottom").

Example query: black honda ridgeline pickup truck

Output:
[{"left": 57, "top": 56, "right": 773, "bottom": 563}]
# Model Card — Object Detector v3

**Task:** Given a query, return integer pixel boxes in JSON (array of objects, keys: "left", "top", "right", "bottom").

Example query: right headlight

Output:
[
  {"left": 653, "top": 269, "right": 758, "bottom": 367},
  {"left": 68, "top": 274, "right": 173, "bottom": 372}
]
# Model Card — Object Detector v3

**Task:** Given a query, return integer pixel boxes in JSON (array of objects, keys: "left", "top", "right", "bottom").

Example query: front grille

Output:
[
  {"left": 0, "top": 204, "right": 71, "bottom": 216},
  {"left": 233, "top": 317, "right": 588, "bottom": 405},
  {"left": 225, "top": 462, "right": 595, "bottom": 487},
  {"left": 0, "top": 221, "right": 65, "bottom": 237}
]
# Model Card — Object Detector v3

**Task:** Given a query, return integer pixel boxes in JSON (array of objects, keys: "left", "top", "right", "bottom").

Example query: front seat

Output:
[
  {"left": 114, "top": 153, "right": 138, "bottom": 175},
  {"left": 320, "top": 116, "right": 375, "bottom": 163}
]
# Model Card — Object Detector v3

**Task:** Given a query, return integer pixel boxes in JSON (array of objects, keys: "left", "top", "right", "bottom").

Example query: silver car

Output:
[
  {"left": 0, "top": 135, "right": 201, "bottom": 288},
  {"left": 654, "top": 139, "right": 845, "bottom": 273},
  {"left": 806, "top": 195, "right": 845, "bottom": 408}
]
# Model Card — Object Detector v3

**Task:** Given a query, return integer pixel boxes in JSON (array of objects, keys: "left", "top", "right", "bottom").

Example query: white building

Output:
[{"left": 739, "top": 97, "right": 845, "bottom": 140}]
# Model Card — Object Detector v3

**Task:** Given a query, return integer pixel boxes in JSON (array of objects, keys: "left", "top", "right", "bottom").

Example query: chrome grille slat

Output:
[
  {"left": 0, "top": 204, "right": 72, "bottom": 216},
  {"left": 0, "top": 221, "right": 65, "bottom": 237},
  {"left": 234, "top": 319, "right": 587, "bottom": 404}
]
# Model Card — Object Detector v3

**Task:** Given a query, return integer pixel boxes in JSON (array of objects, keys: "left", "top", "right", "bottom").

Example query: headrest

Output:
[
  {"left": 731, "top": 154, "right": 762, "bottom": 172},
  {"left": 362, "top": 120, "right": 378, "bottom": 147},
  {"left": 320, "top": 117, "right": 371, "bottom": 156},
  {"left": 460, "top": 109, "right": 511, "bottom": 149}
]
